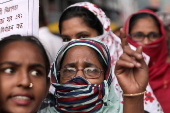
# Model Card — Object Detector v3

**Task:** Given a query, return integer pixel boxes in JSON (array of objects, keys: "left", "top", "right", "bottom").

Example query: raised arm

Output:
[{"left": 115, "top": 28, "right": 148, "bottom": 113}]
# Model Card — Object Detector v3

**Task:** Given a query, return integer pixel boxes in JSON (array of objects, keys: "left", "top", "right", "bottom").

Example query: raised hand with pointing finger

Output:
[{"left": 115, "top": 28, "right": 149, "bottom": 113}]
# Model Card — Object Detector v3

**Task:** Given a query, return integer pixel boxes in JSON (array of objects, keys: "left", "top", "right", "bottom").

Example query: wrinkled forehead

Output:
[
  {"left": 56, "top": 39, "right": 109, "bottom": 67},
  {"left": 61, "top": 45, "right": 98, "bottom": 63}
]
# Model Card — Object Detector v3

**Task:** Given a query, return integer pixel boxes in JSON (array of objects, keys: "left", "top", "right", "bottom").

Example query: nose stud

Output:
[{"left": 29, "top": 83, "right": 33, "bottom": 88}]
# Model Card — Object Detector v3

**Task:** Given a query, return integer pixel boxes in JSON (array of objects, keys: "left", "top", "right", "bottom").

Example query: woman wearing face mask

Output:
[
  {"left": 57, "top": 2, "right": 162, "bottom": 112},
  {"left": 124, "top": 9, "right": 170, "bottom": 113},
  {"left": 0, "top": 35, "right": 50, "bottom": 113},
  {"left": 45, "top": 37, "right": 148, "bottom": 113}
]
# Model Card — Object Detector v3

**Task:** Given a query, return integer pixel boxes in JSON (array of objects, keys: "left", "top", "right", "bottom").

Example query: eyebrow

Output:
[
  {"left": 0, "top": 61, "right": 20, "bottom": 66},
  {"left": 0, "top": 61, "right": 45, "bottom": 69},
  {"left": 60, "top": 34, "right": 70, "bottom": 38},
  {"left": 63, "top": 62, "right": 96, "bottom": 68},
  {"left": 84, "top": 62, "right": 95, "bottom": 67},
  {"left": 63, "top": 63, "right": 76, "bottom": 68},
  {"left": 30, "top": 64, "right": 45, "bottom": 69},
  {"left": 75, "top": 31, "right": 89, "bottom": 37},
  {"left": 60, "top": 31, "right": 89, "bottom": 38}
]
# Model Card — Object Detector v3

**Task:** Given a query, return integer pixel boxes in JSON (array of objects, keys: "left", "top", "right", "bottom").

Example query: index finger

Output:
[{"left": 120, "top": 28, "right": 128, "bottom": 48}]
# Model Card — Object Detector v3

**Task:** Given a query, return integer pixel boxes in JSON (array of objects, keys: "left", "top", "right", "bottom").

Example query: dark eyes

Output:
[
  {"left": 79, "top": 35, "right": 89, "bottom": 39},
  {"left": 62, "top": 68, "right": 76, "bottom": 73},
  {"left": 31, "top": 70, "right": 41, "bottom": 76},
  {"left": 130, "top": 32, "right": 160, "bottom": 38},
  {"left": 62, "top": 35, "right": 89, "bottom": 42},
  {"left": 4, "top": 68, "right": 15, "bottom": 74},
  {"left": 86, "top": 68, "right": 99, "bottom": 73},
  {"left": 63, "top": 38, "right": 71, "bottom": 42},
  {"left": 1, "top": 68, "right": 42, "bottom": 76}
]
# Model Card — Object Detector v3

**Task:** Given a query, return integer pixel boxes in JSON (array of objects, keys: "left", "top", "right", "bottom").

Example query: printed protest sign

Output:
[{"left": 0, "top": 0, "right": 38, "bottom": 39}]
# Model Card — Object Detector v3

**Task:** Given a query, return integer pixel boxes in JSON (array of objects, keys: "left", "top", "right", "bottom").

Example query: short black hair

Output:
[
  {"left": 0, "top": 35, "right": 50, "bottom": 75},
  {"left": 59, "top": 6, "right": 103, "bottom": 35}
]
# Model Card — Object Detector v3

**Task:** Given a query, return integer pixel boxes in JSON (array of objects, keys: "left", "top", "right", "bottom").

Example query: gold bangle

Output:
[{"left": 122, "top": 91, "right": 147, "bottom": 97}]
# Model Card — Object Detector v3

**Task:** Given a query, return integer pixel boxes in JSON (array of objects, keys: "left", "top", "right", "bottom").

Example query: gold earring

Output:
[{"left": 29, "top": 83, "right": 33, "bottom": 88}]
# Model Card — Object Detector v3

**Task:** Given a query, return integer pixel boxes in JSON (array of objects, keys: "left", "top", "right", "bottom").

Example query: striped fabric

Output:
[{"left": 51, "top": 39, "right": 112, "bottom": 112}]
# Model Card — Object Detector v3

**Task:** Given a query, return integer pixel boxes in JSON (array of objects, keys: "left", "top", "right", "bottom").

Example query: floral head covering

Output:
[
  {"left": 66, "top": 2, "right": 111, "bottom": 34},
  {"left": 50, "top": 39, "right": 122, "bottom": 113}
]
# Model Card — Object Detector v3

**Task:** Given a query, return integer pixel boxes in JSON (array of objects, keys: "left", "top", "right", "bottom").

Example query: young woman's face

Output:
[
  {"left": 61, "top": 17, "right": 98, "bottom": 42},
  {"left": 60, "top": 46, "right": 104, "bottom": 84},
  {"left": 0, "top": 41, "right": 50, "bottom": 113},
  {"left": 130, "top": 17, "right": 160, "bottom": 44}
]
